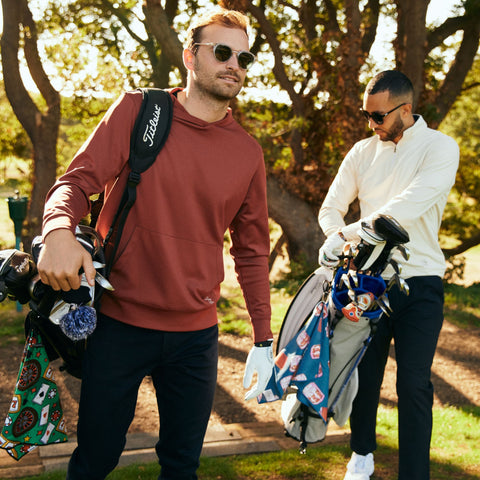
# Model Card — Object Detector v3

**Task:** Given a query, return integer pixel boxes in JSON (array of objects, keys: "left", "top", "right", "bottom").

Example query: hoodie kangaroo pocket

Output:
[{"left": 110, "top": 225, "right": 223, "bottom": 311}]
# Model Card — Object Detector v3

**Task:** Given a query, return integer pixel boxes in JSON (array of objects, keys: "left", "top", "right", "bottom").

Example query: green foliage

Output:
[
  {"left": 240, "top": 99, "right": 295, "bottom": 172},
  {"left": 444, "top": 253, "right": 466, "bottom": 284},
  {"left": 0, "top": 303, "right": 26, "bottom": 346},
  {"left": 271, "top": 257, "right": 312, "bottom": 296},
  {"left": 0, "top": 83, "right": 32, "bottom": 163},
  {"left": 440, "top": 56, "right": 480, "bottom": 248},
  {"left": 38, "top": 0, "right": 146, "bottom": 93},
  {"left": 57, "top": 96, "right": 114, "bottom": 173},
  {"left": 217, "top": 284, "right": 291, "bottom": 336}
]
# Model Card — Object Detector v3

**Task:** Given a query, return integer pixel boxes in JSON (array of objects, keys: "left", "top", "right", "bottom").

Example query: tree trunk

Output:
[
  {"left": 266, "top": 176, "right": 323, "bottom": 269},
  {"left": 1, "top": 0, "right": 60, "bottom": 251}
]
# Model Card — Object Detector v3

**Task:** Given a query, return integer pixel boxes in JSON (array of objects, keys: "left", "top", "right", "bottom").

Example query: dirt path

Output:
[{"left": 1, "top": 318, "right": 478, "bottom": 438}]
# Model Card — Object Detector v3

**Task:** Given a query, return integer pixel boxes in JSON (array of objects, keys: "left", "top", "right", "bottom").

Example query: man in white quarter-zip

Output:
[{"left": 318, "top": 70, "right": 459, "bottom": 480}]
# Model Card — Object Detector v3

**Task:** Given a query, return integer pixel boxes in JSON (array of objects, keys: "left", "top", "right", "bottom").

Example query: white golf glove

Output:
[
  {"left": 243, "top": 342, "right": 274, "bottom": 401},
  {"left": 318, "top": 231, "right": 347, "bottom": 268}
]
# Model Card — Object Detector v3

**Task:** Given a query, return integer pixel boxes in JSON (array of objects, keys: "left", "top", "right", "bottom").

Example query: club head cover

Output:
[{"left": 0, "top": 249, "right": 37, "bottom": 303}]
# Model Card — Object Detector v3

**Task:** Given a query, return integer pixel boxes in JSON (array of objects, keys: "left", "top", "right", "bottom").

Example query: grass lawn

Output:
[{"left": 4, "top": 404, "right": 479, "bottom": 479}]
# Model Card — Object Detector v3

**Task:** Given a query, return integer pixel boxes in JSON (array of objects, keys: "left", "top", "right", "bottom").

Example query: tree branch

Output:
[
  {"left": 427, "top": 15, "right": 466, "bottom": 51},
  {"left": 433, "top": 8, "right": 480, "bottom": 124},
  {"left": 142, "top": 0, "right": 187, "bottom": 84},
  {"left": 245, "top": 2, "right": 305, "bottom": 116},
  {"left": 443, "top": 230, "right": 480, "bottom": 257},
  {"left": 21, "top": 0, "right": 60, "bottom": 108},
  {"left": 394, "top": 0, "right": 429, "bottom": 106},
  {"left": 1, "top": 0, "right": 40, "bottom": 141},
  {"left": 361, "top": 0, "right": 381, "bottom": 54}
]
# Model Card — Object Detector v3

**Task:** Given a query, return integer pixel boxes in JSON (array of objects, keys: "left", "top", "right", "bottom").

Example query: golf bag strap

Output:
[
  {"left": 299, "top": 403, "right": 308, "bottom": 453},
  {"left": 103, "top": 88, "right": 173, "bottom": 276}
]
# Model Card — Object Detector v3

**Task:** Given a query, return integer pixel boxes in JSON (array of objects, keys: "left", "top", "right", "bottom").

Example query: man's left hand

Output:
[
  {"left": 243, "top": 344, "right": 274, "bottom": 401},
  {"left": 318, "top": 231, "right": 346, "bottom": 268}
]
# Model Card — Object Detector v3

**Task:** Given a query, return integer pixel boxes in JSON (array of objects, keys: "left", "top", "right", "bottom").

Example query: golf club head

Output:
[
  {"left": 396, "top": 244, "right": 411, "bottom": 261},
  {"left": 372, "top": 298, "right": 390, "bottom": 316},
  {"left": 361, "top": 214, "right": 410, "bottom": 276},
  {"left": 398, "top": 277, "right": 410, "bottom": 296},
  {"left": 389, "top": 259, "right": 402, "bottom": 275},
  {"left": 387, "top": 275, "right": 397, "bottom": 291},
  {"left": 373, "top": 214, "right": 410, "bottom": 246},
  {"left": 377, "top": 295, "right": 392, "bottom": 313},
  {"left": 347, "top": 288, "right": 357, "bottom": 302}
]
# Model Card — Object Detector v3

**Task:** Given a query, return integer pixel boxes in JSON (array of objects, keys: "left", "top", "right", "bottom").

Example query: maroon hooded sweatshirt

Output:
[{"left": 42, "top": 89, "right": 272, "bottom": 342}]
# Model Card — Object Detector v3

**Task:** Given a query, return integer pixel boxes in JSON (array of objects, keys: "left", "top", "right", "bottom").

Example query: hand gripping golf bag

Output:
[
  {"left": 258, "top": 214, "right": 410, "bottom": 453},
  {"left": 0, "top": 226, "right": 105, "bottom": 378}
]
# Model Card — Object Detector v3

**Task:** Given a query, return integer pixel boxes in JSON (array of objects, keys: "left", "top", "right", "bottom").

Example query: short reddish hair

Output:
[{"left": 185, "top": 8, "right": 250, "bottom": 52}]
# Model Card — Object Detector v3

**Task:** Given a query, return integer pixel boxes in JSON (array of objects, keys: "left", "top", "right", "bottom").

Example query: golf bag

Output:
[
  {"left": 259, "top": 214, "right": 410, "bottom": 453},
  {"left": 0, "top": 88, "right": 173, "bottom": 378},
  {"left": 0, "top": 226, "right": 106, "bottom": 378}
]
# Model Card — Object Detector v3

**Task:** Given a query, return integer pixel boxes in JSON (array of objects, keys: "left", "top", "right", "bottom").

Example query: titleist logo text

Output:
[{"left": 143, "top": 104, "right": 161, "bottom": 147}]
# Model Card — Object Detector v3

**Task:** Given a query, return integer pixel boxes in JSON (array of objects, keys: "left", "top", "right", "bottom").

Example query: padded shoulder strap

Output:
[
  {"left": 102, "top": 88, "right": 173, "bottom": 277},
  {"left": 129, "top": 88, "right": 173, "bottom": 173}
]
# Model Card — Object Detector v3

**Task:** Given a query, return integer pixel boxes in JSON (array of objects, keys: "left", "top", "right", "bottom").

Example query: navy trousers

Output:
[
  {"left": 67, "top": 314, "right": 218, "bottom": 480},
  {"left": 349, "top": 276, "right": 444, "bottom": 480}
]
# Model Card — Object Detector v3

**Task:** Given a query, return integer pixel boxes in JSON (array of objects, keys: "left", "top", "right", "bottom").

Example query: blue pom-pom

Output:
[{"left": 60, "top": 305, "right": 97, "bottom": 341}]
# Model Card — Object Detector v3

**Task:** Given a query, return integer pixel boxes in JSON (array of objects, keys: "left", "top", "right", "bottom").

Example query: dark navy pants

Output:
[
  {"left": 67, "top": 314, "right": 218, "bottom": 480},
  {"left": 349, "top": 276, "right": 444, "bottom": 480}
]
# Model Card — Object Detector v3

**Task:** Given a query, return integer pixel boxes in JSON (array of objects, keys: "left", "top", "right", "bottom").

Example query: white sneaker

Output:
[{"left": 343, "top": 452, "right": 374, "bottom": 480}]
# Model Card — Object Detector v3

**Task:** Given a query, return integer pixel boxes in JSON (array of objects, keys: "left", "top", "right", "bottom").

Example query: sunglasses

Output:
[
  {"left": 193, "top": 43, "right": 256, "bottom": 70},
  {"left": 360, "top": 102, "right": 407, "bottom": 125}
]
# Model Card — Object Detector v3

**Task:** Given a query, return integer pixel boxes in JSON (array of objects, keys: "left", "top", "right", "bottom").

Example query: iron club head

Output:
[
  {"left": 373, "top": 298, "right": 390, "bottom": 316},
  {"left": 398, "top": 277, "right": 410, "bottom": 296},
  {"left": 377, "top": 294, "right": 392, "bottom": 313},
  {"left": 396, "top": 245, "right": 410, "bottom": 261},
  {"left": 387, "top": 275, "right": 397, "bottom": 291},
  {"left": 389, "top": 259, "right": 402, "bottom": 275}
]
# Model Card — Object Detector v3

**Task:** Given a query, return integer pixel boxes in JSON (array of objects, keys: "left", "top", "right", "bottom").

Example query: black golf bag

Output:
[{"left": 0, "top": 226, "right": 106, "bottom": 378}]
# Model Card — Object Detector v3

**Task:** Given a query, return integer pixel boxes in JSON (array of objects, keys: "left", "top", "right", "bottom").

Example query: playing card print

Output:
[{"left": 0, "top": 329, "right": 68, "bottom": 460}]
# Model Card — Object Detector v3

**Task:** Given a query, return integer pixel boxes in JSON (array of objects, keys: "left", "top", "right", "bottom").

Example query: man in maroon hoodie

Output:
[{"left": 38, "top": 8, "right": 274, "bottom": 480}]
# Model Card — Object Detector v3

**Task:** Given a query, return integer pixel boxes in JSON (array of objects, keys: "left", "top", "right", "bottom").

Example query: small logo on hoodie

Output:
[{"left": 142, "top": 104, "right": 161, "bottom": 147}]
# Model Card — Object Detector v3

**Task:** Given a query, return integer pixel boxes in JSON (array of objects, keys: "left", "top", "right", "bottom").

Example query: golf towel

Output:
[
  {"left": 0, "top": 328, "right": 68, "bottom": 460},
  {"left": 258, "top": 301, "right": 330, "bottom": 423}
]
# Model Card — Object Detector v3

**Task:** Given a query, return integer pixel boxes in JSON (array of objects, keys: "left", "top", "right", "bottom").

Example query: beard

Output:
[
  {"left": 192, "top": 60, "right": 244, "bottom": 102},
  {"left": 378, "top": 115, "right": 405, "bottom": 143}
]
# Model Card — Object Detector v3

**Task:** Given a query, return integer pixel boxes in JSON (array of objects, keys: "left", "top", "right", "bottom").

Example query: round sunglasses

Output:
[
  {"left": 193, "top": 42, "right": 256, "bottom": 70},
  {"left": 360, "top": 102, "right": 407, "bottom": 125}
]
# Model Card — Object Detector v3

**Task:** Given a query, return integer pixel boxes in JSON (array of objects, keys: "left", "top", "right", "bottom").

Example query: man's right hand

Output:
[{"left": 37, "top": 229, "right": 96, "bottom": 291}]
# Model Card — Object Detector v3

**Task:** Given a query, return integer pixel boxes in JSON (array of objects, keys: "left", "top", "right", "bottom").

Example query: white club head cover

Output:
[
  {"left": 243, "top": 344, "right": 274, "bottom": 401},
  {"left": 357, "top": 226, "right": 386, "bottom": 270},
  {"left": 318, "top": 232, "right": 346, "bottom": 268}
]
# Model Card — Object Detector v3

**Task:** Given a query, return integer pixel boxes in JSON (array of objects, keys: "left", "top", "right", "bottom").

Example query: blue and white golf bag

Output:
[{"left": 259, "top": 214, "right": 410, "bottom": 452}]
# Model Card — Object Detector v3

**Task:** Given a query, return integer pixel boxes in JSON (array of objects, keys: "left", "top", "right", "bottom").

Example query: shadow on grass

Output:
[{"left": 444, "top": 282, "right": 480, "bottom": 329}]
